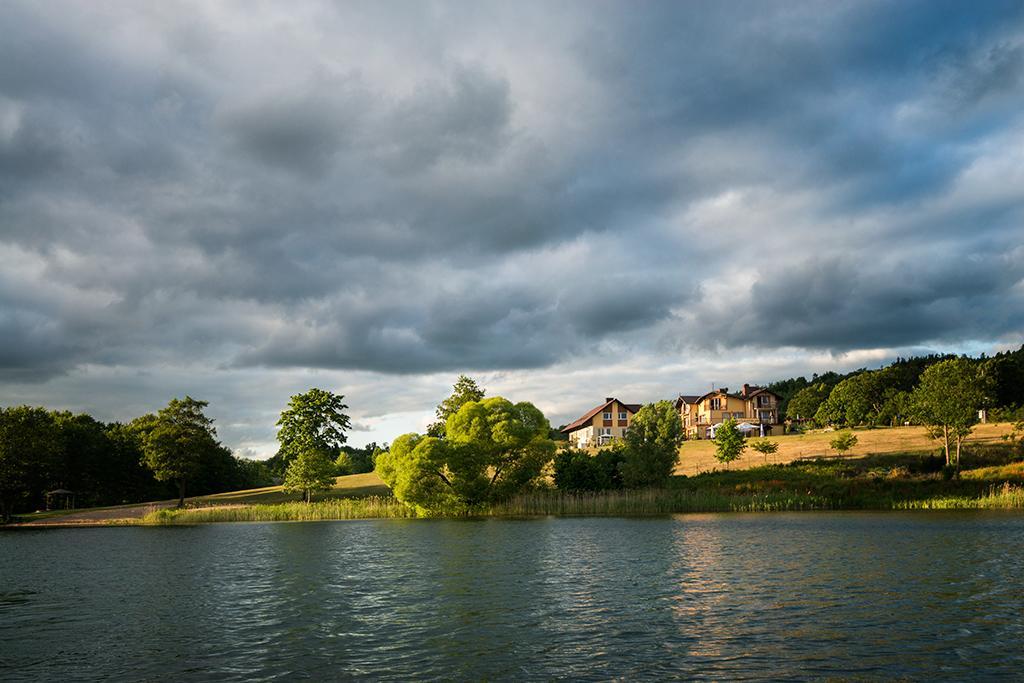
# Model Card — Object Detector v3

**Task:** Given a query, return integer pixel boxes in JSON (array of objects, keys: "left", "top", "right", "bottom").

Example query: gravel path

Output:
[{"left": 16, "top": 502, "right": 176, "bottom": 526}]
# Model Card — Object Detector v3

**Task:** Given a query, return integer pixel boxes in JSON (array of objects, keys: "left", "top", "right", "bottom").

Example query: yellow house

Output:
[
  {"left": 561, "top": 397, "right": 641, "bottom": 448},
  {"left": 675, "top": 384, "right": 782, "bottom": 439}
]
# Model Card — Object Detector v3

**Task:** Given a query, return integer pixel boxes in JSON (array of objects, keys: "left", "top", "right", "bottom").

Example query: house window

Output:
[
  {"left": 622, "top": 428, "right": 629, "bottom": 437},
  {"left": 733, "top": 412, "right": 744, "bottom": 419},
  {"left": 601, "top": 427, "right": 612, "bottom": 435},
  {"left": 603, "top": 411, "right": 612, "bottom": 420},
  {"left": 710, "top": 398, "right": 721, "bottom": 410},
  {"left": 758, "top": 395, "right": 770, "bottom": 407},
  {"left": 618, "top": 411, "right": 627, "bottom": 420}
]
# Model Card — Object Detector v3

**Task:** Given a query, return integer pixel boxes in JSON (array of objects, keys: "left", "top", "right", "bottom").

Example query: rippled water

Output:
[{"left": 3, "top": 513, "right": 1024, "bottom": 680}]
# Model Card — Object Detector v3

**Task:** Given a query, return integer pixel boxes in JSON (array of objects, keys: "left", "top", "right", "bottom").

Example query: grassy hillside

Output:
[
  {"left": 673, "top": 422, "right": 1013, "bottom": 475},
  {"left": 191, "top": 471, "right": 389, "bottom": 505}
]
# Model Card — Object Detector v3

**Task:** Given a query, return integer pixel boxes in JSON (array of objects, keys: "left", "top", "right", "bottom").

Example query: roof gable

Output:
[{"left": 562, "top": 398, "right": 641, "bottom": 433}]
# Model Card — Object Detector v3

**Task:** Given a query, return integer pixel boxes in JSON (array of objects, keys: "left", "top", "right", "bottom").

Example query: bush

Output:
[
  {"left": 553, "top": 447, "right": 624, "bottom": 492},
  {"left": 830, "top": 431, "right": 858, "bottom": 455}
]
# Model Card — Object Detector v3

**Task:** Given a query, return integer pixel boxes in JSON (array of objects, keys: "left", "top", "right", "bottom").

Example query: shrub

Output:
[
  {"left": 553, "top": 449, "right": 598, "bottom": 491},
  {"left": 554, "top": 447, "right": 625, "bottom": 492},
  {"left": 749, "top": 438, "right": 779, "bottom": 463},
  {"left": 830, "top": 431, "right": 858, "bottom": 456}
]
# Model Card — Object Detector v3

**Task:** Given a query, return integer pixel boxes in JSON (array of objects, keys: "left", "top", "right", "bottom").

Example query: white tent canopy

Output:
[{"left": 708, "top": 421, "right": 768, "bottom": 438}]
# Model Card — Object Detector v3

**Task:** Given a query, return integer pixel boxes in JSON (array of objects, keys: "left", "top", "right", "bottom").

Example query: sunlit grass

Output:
[
  {"left": 143, "top": 496, "right": 414, "bottom": 524},
  {"left": 190, "top": 471, "right": 389, "bottom": 505},
  {"left": 673, "top": 422, "right": 1015, "bottom": 475},
  {"left": 895, "top": 483, "right": 1024, "bottom": 510}
]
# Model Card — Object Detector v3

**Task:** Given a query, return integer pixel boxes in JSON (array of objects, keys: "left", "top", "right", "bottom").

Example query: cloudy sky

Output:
[{"left": 2, "top": 1, "right": 1023, "bottom": 456}]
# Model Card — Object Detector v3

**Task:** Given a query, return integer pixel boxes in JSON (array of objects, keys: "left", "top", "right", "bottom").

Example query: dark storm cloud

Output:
[
  {"left": 237, "top": 270, "right": 682, "bottom": 373},
  {"left": 689, "top": 249, "right": 1024, "bottom": 352},
  {"left": 0, "top": 0, "right": 1022, "bottom": 391}
]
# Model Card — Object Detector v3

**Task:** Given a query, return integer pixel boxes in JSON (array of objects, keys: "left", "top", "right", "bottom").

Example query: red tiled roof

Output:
[{"left": 562, "top": 398, "right": 640, "bottom": 433}]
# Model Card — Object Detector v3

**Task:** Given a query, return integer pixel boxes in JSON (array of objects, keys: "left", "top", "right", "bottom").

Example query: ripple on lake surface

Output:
[{"left": 2, "top": 513, "right": 1024, "bottom": 680}]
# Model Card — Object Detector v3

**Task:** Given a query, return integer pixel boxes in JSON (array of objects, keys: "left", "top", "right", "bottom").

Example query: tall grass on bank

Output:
[
  {"left": 895, "top": 483, "right": 1024, "bottom": 510},
  {"left": 140, "top": 484, "right": 1024, "bottom": 525},
  {"left": 492, "top": 488, "right": 839, "bottom": 515},
  {"left": 143, "top": 496, "right": 414, "bottom": 524}
]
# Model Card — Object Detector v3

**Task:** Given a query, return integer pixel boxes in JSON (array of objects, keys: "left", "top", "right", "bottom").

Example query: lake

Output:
[{"left": 3, "top": 513, "right": 1024, "bottom": 680}]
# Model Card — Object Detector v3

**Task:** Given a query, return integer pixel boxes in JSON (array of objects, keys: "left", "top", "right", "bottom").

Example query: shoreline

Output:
[{"left": 8, "top": 483, "right": 1023, "bottom": 528}]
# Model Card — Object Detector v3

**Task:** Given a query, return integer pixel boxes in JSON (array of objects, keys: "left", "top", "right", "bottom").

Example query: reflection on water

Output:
[{"left": 2, "top": 513, "right": 1024, "bottom": 680}]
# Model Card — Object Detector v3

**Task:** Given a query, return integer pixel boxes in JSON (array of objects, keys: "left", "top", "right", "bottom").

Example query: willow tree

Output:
[
  {"left": 426, "top": 375, "right": 486, "bottom": 438},
  {"left": 377, "top": 397, "right": 553, "bottom": 513}
]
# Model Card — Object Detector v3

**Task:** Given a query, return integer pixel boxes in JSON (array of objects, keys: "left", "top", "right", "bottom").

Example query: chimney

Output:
[
  {"left": 605, "top": 397, "right": 614, "bottom": 403},
  {"left": 719, "top": 388, "right": 728, "bottom": 395},
  {"left": 742, "top": 384, "right": 751, "bottom": 396}
]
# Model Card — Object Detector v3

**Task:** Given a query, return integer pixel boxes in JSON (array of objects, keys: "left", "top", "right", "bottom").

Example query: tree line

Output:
[
  {"left": 770, "top": 345, "right": 1024, "bottom": 426},
  {"left": 0, "top": 398, "right": 273, "bottom": 521}
]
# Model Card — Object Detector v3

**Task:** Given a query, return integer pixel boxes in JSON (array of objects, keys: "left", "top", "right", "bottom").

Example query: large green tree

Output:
[
  {"left": 0, "top": 407, "right": 62, "bottom": 521},
  {"left": 787, "top": 383, "right": 832, "bottom": 423},
  {"left": 620, "top": 401, "right": 683, "bottom": 487},
  {"left": 275, "top": 388, "right": 351, "bottom": 468},
  {"left": 427, "top": 375, "right": 486, "bottom": 437},
  {"left": 376, "top": 397, "right": 553, "bottom": 513},
  {"left": 912, "top": 358, "right": 992, "bottom": 470},
  {"left": 283, "top": 449, "right": 337, "bottom": 502},
  {"left": 815, "top": 372, "right": 879, "bottom": 427},
  {"left": 135, "top": 397, "right": 220, "bottom": 507}
]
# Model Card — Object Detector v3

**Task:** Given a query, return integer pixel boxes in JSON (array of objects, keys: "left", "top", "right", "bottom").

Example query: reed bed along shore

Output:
[
  {"left": 139, "top": 483, "right": 1024, "bottom": 524},
  {"left": 492, "top": 489, "right": 838, "bottom": 515},
  {"left": 895, "top": 483, "right": 1024, "bottom": 510},
  {"left": 143, "top": 496, "right": 415, "bottom": 524}
]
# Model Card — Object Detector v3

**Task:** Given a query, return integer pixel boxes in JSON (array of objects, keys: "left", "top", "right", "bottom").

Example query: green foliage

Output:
[
  {"left": 426, "top": 375, "right": 485, "bottom": 438},
  {"left": 712, "top": 418, "right": 746, "bottom": 467},
  {"left": 984, "top": 345, "right": 1024, "bottom": 409},
  {"left": 912, "top": 358, "right": 993, "bottom": 469},
  {"left": 376, "top": 397, "right": 554, "bottom": 512},
  {"left": 815, "top": 372, "right": 876, "bottom": 426},
  {"left": 232, "top": 456, "right": 275, "bottom": 489},
  {"left": 283, "top": 449, "right": 337, "bottom": 502},
  {"left": 1005, "top": 421, "right": 1024, "bottom": 456},
  {"left": 334, "top": 442, "right": 383, "bottom": 475},
  {"left": 749, "top": 438, "right": 779, "bottom": 463},
  {"left": 0, "top": 407, "right": 62, "bottom": 521},
  {"left": 620, "top": 401, "right": 684, "bottom": 487},
  {"left": 553, "top": 447, "right": 625, "bottom": 492},
  {"left": 786, "top": 383, "right": 832, "bottom": 423},
  {"left": 275, "top": 388, "right": 351, "bottom": 470},
  {"left": 829, "top": 431, "right": 859, "bottom": 455},
  {"left": 135, "top": 396, "right": 221, "bottom": 507}
]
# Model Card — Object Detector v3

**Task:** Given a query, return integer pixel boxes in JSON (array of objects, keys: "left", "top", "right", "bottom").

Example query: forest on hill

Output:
[{"left": 766, "top": 345, "right": 1024, "bottom": 425}]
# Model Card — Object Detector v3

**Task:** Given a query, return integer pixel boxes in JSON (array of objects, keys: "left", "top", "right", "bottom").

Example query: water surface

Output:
[{"left": 3, "top": 513, "right": 1024, "bottom": 680}]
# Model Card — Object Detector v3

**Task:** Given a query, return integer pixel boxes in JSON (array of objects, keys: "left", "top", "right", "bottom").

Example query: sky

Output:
[{"left": 1, "top": 0, "right": 1023, "bottom": 457}]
